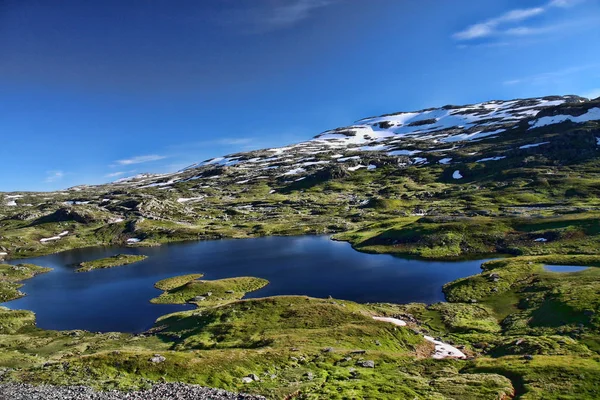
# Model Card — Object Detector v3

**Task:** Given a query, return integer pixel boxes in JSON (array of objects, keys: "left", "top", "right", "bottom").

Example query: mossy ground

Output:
[
  {"left": 150, "top": 276, "right": 269, "bottom": 306},
  {"left": 0, "top": 263, "right": 52, "bottom": 302},
  {"left": 1, "top": 258, "right": 599, "bottom": 398},
  {"left": 76, "top": 254, "right": 148, "bottom": 272}
]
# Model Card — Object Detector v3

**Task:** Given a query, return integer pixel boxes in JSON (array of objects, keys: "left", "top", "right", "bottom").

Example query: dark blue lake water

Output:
[{"left": 3, "top": 236, "right": 490, "bottom": 333}]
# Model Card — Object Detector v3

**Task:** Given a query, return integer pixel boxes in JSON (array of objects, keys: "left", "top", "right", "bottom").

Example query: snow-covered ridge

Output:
[{"left": 102, "top": 95, "right": 597, "bottom": 190}]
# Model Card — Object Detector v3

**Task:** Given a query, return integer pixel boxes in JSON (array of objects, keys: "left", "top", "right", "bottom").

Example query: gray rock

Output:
[
  {"left": 150, "top": 355, "right": 166, "bottom": 363},
  {"left": 358, "top": 360, "right": 375, "bottom": 368},
  {"left": 0, "top": 382, "right": 266, "bottom": 399}
]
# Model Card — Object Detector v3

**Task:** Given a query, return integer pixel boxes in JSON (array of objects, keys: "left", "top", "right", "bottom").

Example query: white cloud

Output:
[
  {"left": 264, "top": 0, "right": 334, "bottom": 27},
  {"left": 115, "top": 154, "right": 166, "bottom": 165},
  {"left": 454, "top": 0, "right": 586, "bottom": 41},
  {"left": 225, "top": 0, "right": 338, "bottom": 33},
  {"left": 454, "top": 7, "right": 544, "bottom": 40},
  {"left": 45, "top": 171, "right": 64, "bottom": 183},
  {"left": 105, "top": 171, "right": 127, "bottom": 178},
  {"left": 550, "top": 0, "right": 584, "bottom": 7}
]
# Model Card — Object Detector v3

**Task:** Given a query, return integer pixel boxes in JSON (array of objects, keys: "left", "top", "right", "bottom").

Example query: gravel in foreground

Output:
[{"left": 0, "top": 382, "right": 266, "bottom": 400}]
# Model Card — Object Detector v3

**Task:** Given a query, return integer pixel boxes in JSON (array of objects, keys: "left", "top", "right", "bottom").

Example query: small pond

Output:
[{"left": 543, "top": 265, "right": 590, "bottom": 273}]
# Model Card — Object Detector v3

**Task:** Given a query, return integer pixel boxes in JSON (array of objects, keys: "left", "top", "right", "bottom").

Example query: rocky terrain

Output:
[{"left": 0, "top": 382, "right": 265, "bottom": 400}]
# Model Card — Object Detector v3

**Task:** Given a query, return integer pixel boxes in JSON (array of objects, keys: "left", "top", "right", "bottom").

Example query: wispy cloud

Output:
[
  {"left": 503, "top": 64, "right": 599, "bottom": 86},
  {"left": 216, "top": 138, "right": 254, "bottom": 146},
  {"left": 454, "top": 7, "right": 545, "bottom": 40},
  {"left": 115, "top": 154, "right": 166, "bottom": 166},
  {"left": 224, "top": 0, "right": 338, "bottom": 33},
  {"left": 263, "top": 0, "right": 334, "bottom": 28},
  {"left": 45, "top": 170, "right": 64, "bottom": 183},
  {"left": 105, "top": 171, "right": 127, "bottom": 178},
  {"left": 454, "top": 0, "right": 586, "bottom": 42}
]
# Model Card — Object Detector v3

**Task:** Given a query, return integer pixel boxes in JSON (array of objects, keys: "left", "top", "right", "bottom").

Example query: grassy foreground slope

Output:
[{"left": 0, "top": 261, "right": 599, "bottom": 399}]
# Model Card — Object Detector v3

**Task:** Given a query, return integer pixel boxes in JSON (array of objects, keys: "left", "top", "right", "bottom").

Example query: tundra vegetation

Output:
[
  {"left": 76, "top": 254, "right": 148, "bottom": 272},
  {"left": 0, "top": 96, "right": 600, "bottom": 398}
]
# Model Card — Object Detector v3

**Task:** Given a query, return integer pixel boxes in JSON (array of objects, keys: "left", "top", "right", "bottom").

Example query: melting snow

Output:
[
  {"left": 529, "top": 107, "right": 600, "bottom": 129},
  {"left": 442, "top": 129, "right": 505, "bottom": 143},
  {"left": 519, "top": 142, "right": 550, "bottom": 149},
  {"left": 373, "top": 317, "right": 466, "bottom": 359},
  {"left": 424, "top": 336, "right": 467, "bottom": 359},
  {"left": 373, "top": 317, "right": 406, "bottom": 326},
  {"left": 439, "top": 158, "right": 452, "bottom": 165},
  {"left": 453, "top": 170, "right": 463, "bottom": 179},
  {"left": 476, "top": 156, "right": 506, "bottom": 162},
  {"left": 283, "top": 168, "right": 306, "bottom": 176},
  {"left": 177, "top": 196, "right": 205, "bottom": 203},
  {"left": 388, "top": 149, "right": 421, "bottom": 156},
  {"left": 337, "top": 156, "right": 361, "bottom": 162},
  {"left": 40, "top": 231, "right": 69, "bottom": 243},
  {"left": 127, "top": 238, "right": 141, "bottom": 244},
  {"left": 348, "top": 165, "right": 365, "bottom": 171}
]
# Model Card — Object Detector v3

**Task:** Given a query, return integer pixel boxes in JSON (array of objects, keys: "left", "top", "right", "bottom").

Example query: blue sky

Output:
[{"left": 1, "top": 0, "right": 599, "bottom": 191}]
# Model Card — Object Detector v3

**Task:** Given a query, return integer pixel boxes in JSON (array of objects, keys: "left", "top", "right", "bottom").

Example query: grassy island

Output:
[
  {"left": 76, "top": 254, "right": 148, "bottom": 272},
  {"left": 151, "top": 275, "right": 269, "bottom": 307}
]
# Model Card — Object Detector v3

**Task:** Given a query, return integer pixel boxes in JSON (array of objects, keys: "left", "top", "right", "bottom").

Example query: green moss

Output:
[
  {"left": 154, "top": 274, "right": 204, "bottom": 291},
  {"left": 76, "top": 254, "right": 148, "bottom": 272},
  {"left": 150, "top": 276, "right": 269, "bottom": 306},
  {"left": 0, "top": 263, "right": 52, "bottom": 301}
]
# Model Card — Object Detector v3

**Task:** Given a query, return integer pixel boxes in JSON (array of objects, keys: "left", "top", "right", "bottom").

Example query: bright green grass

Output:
[{"left": 76, "top": 254, "right": 148, "bottom": 272}]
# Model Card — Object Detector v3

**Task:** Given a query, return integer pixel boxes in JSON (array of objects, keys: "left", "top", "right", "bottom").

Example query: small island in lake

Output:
[
  {"left": 76, "top": 254, "right": 148, "bottom": 273},
  {"left": 151, "top": 274, "right": 269, "bottom": 306}
]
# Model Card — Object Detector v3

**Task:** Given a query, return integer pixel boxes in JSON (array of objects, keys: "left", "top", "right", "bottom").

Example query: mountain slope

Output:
[{"left": 1, "top": 94, "right": 600, "bottom": 259}]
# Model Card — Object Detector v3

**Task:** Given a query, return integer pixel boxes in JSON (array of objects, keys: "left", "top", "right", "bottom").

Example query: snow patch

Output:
[
  {"left": 283, "top": 168, "right": 306, "bottom": 176},
  {"left": 348, "top": 165, "right": 365, "bottom": 171},
  {"left": 476, "top": 156, "right": 506, "bottom": 162},
  {"left": 439, "top": 158, "right": 452, "bottom": 165},
  {"left": 529, "top": 107, "right": 600, "bottom": 129},
  {"left": 372, "top": 316, "right": 406, "bottom": 326},
  {"left": 452, "top": 170, "right": 463, "bottom": 180},
  {"left": 424, "top": 336, "right": 467, "bottom": 359},
  {"left": 40, "top": 231, "right": 69, "bottom": 243},
  {"left": 519, "top": 142, "right": 550, "bottom": 149}
]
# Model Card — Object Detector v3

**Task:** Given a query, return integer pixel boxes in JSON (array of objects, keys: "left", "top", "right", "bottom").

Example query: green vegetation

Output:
[
  {"left": 76, "top": 254, "right": 148, "bottom": 272},
  {"left": 154, "top": 274, "right": 204, "bottom": 291},
  {"left": 0, "top": 263, "right": 52, "bottom": 302},
  {"left": 0, "top": 106, "right": 599, "bottom": 397},
  {"left": 151, "top": 275, "right": 268, "bottom": 307}
]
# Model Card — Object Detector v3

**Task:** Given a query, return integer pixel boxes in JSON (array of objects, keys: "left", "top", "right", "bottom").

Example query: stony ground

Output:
[{"left": 0, "top": 383, "right": 266, "bottom": 400}]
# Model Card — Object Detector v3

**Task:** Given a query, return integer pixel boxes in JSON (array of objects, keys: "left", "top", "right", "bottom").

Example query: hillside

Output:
[{"left": 1, "top": 94, "right": 600, "bottom": 260}]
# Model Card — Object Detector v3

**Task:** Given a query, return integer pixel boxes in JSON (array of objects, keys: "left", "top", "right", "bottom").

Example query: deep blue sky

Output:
[{"left": 1, "top": 0, "right": 599, "bottom": 191}]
